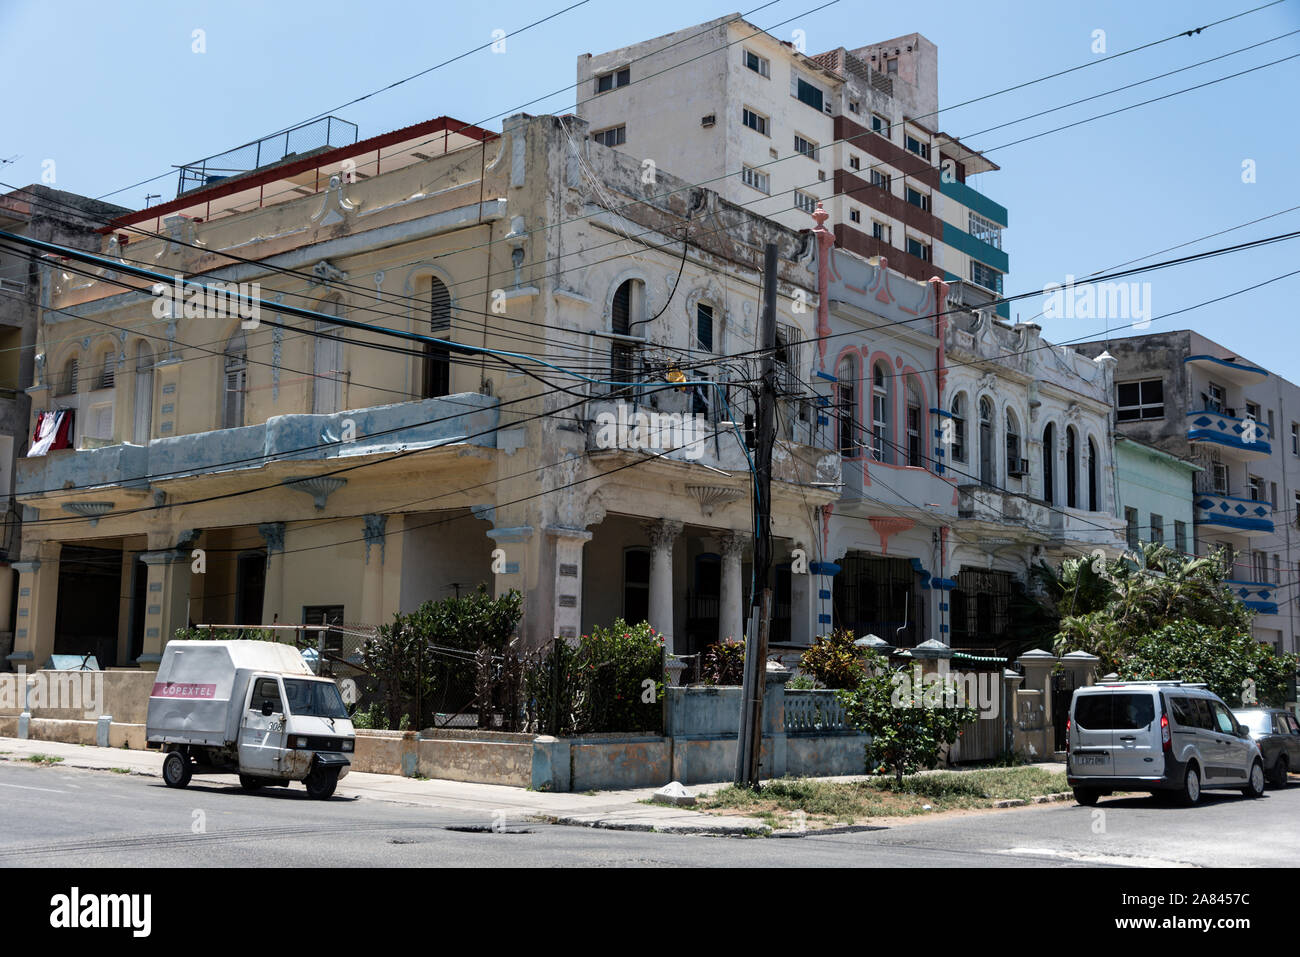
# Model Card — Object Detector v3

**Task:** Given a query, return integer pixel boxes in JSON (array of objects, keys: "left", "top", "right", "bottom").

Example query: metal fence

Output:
[{"left": 175, "top": 116, "right": 358, "bottom": 196}]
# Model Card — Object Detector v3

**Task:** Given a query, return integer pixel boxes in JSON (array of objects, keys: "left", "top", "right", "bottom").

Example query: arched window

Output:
[
  {"left": 978, "top": 396, "right": 994, "bottom": 486},
  {"left": 1005, "top": 409, "right": 1022, "bottom": 478},
  {"left": 905, "top": 382, "right": 923, "bottom": 467},
  {"left": 223, "top": 331, "right": 247, "bottom": 429},
  {"left": 1066, "top": 426, "right": 1079, "bottom": 509},
  {"left": 423, "top": 277, "right": 451, "bottom": 398},
  {"left": 610, "top": 279, "right": 643, "bottom": 392},
  {"left": 1042, "top": 423, "right": 1056, "bottom": 505},
  {"left": 97, "top": 348, "right": 116, "bottom": 390},
  {"left": 949, "top": 393, "right": 966, "bottom": 463},
  {"left": 1088, "top": 436, "right": 1100, "bottom": 511},
  {"left": 314, "top": 297, "right": 344, "bottom": 414},
  {"left": 870, "top": 362, "right": 889, "bottom": 462},
  {"left": 836, "top": 355, "right": 857, "bottom": 457},
  {"left": 133, "top": 341, "right": 154, "bottom": 445},
  {"left": 56, "top": 357, "right": 79, "bottom": 397}
]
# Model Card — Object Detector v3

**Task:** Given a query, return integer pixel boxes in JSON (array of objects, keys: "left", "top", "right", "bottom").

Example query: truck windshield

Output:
[{"left": 283, "top": 679, "right": 349, "bottom": 719}]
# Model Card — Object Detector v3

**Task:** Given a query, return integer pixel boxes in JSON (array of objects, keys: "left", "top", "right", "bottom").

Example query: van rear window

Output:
[{"left": 1073, "top": 693, "right": 1154, "bottom": 730}]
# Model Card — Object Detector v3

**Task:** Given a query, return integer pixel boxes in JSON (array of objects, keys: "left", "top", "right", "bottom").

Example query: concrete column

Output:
[
  {"left": 1016, "top": 649, "right": 1057, "bottom": 760},
  {"left": 645, "top": 519, "right": 682, "bottom": 652},
  {"left": 717, "top": 531, "right": 747, "bottom": 644},
  {"left": 138, "top": 545, "right": 192, "bottom": 666},
  {"left": 547, "top": 526, "right": 591, "bottom": 642},
  {"left": 258, "top": 523, "right": 285, "bottom": 624},
  {"left": 7, "top": 542, "right": 60, "bottom": 669},
  {"left": 360, "top": 514, "right": 388, "bottom": 627},
  {"left": 486, "top": 524, "right": 534, "bottom": 640}
]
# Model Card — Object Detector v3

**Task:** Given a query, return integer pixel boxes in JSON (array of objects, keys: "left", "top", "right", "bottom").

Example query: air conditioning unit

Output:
[
  {"left": 701, "top": 114, "right": 716, "bottom": 128},
  {"left": 1008, "top": 458, "right": 1029, "bottom": 477}
]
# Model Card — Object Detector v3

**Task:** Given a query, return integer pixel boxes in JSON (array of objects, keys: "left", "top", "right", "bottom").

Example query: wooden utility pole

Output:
[{"left": 735, "top": 242, "right": 779, "bottom": 789}]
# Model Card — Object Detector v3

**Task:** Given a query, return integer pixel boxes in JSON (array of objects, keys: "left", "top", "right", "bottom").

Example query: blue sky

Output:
[{"left": 3, "top": 0, "right": 1299, "bottom": 376}]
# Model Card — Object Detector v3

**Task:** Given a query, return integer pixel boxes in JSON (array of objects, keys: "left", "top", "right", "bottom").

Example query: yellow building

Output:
[{"left": 10, "top": 112, "right": 838, "bottom": 669}]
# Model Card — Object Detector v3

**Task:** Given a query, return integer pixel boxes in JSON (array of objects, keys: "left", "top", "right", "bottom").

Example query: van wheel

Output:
[
  {"left": 1073, "top": 788, "right": 1100, "bottom": 807},
  {"left": 162, "top": 751, "right": 191, "bottom": 789},
  {"left": 1268, "top": 756, "right": 1288, "bottom": 788},
  {"left": 1175, "top": 765, "right": 1201, "bottom": 807},
  {"left": 304, "top": 764, "right": 339, "bottom": 800},
  {"left": 1242, "top": 761, "right": 1265, "bottom": 799},
  {"left": 239, "top": 775, "right": 265, "bottom": 791}
]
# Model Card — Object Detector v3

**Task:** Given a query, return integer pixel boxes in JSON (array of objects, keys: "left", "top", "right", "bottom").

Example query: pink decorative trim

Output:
[
  {"left": 868, "top": 515, "right": 915, "bottom": 555},
  {"left": 812, "top": 204, "right": 835, "bottom": 373}
]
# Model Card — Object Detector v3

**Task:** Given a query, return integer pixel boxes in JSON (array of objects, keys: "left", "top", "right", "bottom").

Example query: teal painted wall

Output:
[{"left": 1114, "top": 440, "right": 1197, "bottom": 550}]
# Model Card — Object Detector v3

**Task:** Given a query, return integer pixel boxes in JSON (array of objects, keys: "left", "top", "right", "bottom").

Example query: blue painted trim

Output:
[
  {"left": 818, "top": 613, "right": 832, "bottom": 624},
  {"left": 818, "top": 589, "right": 831, "bottom": 600},
  {"left": 817, "top": 415, "right": 829, "bottom": 426},
  {"left": 941, "top": 221, "right": 1009, "bottom": 274},
  {"left": 939, "top": 602, "right": 949, "bottom": 612},
  {"left": 1194, "top": 514, "right": 1275, "bottom": 533},
  {"left": 810, "top": 561, "right": 842, "bottom": 576},
  {"left": 1184, "top": 354, "right": 1268, "bottom": 379},
  {"left": 815, "top": 370, "right": 839, "bottom": 382},
  {"left": 930, "top": 408, "right": 954, "bottom": 419},
  {"left": 1245, "top": 601, "right": 1279, "bottom": 615},
  {"left": 939, "top": 178, "right": 1008, "bottom": 226},
  {"left": 931, "top": 577, "right": 958, "bottom": 590},
  {"left": 816, "top": 395, "right": 831, "bottom": 407},
  {"left": 1187, "top": 430, "right": 1273, "bottom": 456},
  {"left": 939, "top": 624, "right": 949, "bottom": 634}
]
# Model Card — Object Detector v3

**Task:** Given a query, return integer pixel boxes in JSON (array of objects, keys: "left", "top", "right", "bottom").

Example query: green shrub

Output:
[
  {"left": 799, "top": 629, "right": 865, "bottom": 689},
  {"left": 700, "top": 638, "right": 745, "bottom": 685}
]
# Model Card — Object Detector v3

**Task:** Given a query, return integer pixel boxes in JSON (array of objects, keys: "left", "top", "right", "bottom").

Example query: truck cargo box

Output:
[{"left": 146, "top": 640, "right": 312, "bottom": 747}]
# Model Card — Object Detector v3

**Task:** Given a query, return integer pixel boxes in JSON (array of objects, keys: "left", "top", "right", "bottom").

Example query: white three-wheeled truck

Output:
[{"left": 145, "top": 640, "right": 356, "bottom": 799}]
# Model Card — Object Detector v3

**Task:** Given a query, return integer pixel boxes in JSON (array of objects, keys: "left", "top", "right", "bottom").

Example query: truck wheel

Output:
[
  {"left": 1268, "top": 756, "right": 1288, "bottom": 788},
  {"left": 304, "top": 764, "right": 339, "bottom": 800},
  {"left": 162, "top": 751, "right": 191, "bottom": 789},
  {"left": 1072, "top": 788, "right": 1099, "bottom": 807},
  {"left": 239, "top": 775, "right": 265, "bottom": 791}
]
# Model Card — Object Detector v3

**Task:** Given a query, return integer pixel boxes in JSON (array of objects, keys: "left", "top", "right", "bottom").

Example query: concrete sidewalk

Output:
[{"left": 0, "top": 736, "right": 770, "bottom": 836}]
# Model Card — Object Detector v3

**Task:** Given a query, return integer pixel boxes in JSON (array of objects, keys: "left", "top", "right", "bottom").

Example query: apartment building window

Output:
[
  {"left": 1254, "top": 551, "right": 1268, "bottom": 582},
  {"left": 222, "top": 331, "right": 247, "bottom": 430},
  {"left": 1006, "top": 410, "right": 1022, "bottom": 477},
  {"left": 743, "top": 49, "right": 769, "bottom": 77},
  {"left": 1273, "top": 553, "right": 1281, "bottom": 585},
  {"left": 593, "top": 125, "right": 626, "bottom": 147},
  {"left": 1116, "top": 378, "right": 1164, "bottom": 421},
  {"left": 1249, "top": 475, "right": 1263, "bottom": 501},
  {"left": 906, "top": 237, "right": 931, "bottom": 262},
  {"left": 1206, "top": 381, "right": 1225, "bottom": 413},
  {"left": 741, "top": 166, "right": 770, "bottom": 194},
  {"left": 978, "top": 397, "right": 995, "bottom": 486},
  {"left": 849, "top": 100, "right": 860, "bottom": 114},
  {"left": 56, "top": 357, "right": 79, "bottom": 397},
  {"left": 97, "top": 349, "right": 116, "bottom": 390},
  {"left": 1245, "top": 400, "right": 1260, "bottom": 422},
  {"left": 872, "top": 221, "right": 891, "bottom": 244},
  {"left": 1150, "top": 513, "right": 1164, "bottom": 546},
  {"left": 742, "top": 107, "right": 769, "bottom": 135},
  {"left": 1212, "top": 461, "right": 1229, "bottom": 495},
  {"left": 1125, "top": 507, "right": 1139, "bottom": 549},
  {"left": 794, "top": 190, "right": 818, "bottom": 214},
  {"left": 905, "top": 133, "right": 930, "bottom": 160},
  {"left": 968, "top": 212, "right": 1003, "bottom": 250},
  {"left": 696, "top": 303, "right": 714, "bottom": 353},
  {"left": 871, "top": 114, "right": 890, "bottom": 138},
  {"left": 794, "top": 134, "right": 818, "bottom": 161},
  {"left": 871, "top": 363, "right": 889, "bottom": 462},
  {"left": 970, "top": 260, "right": 1003, "bottom": 294},
  {"left": 133, "top": 341, "right": 154, "bottom": 445},
  {"left": 1174, "top": 519, "right": 1188, "bottom": 554},
  {"left": 423, "top": 277, "right": 452, "bottom": 399},
  {"left": 949, "top": 394, "right": 967, "bottom": 463},
  {"left": 595, "top": 67, "right": 630, "bottom": 93},
  {"left": 792, "top": 75, "right": 824, "bottom": 112},
  {"left": 886, "top": 57, "right": 898, "bottom": 74},
  {"left": 905, "top": 186, "right": 930, "bottom": 211},
  {"left": 836, "top": 355, "right": 858, "bottom": 457},
  {"left": 609, "top": 278, "right": 642, "bottom": 393},
  {"left": 1271, "top": 481, "right": 1279, "bottom": 508},
  {"left": 848, "top": 155, "right": 861, "bottom": 171},
  {"left": 849, "top": 208, "right": 861, "bottom": 223},
  {"left": 1291, "top": 422, "right": 1298, "bottom": 455},
  {"left": 870, "top": 169, "right": 892, "bottom": 192},
  {"left": 1043, "top": 423, "right": 1057, "bottom": 505},
  {"left": 906, "top": 386, "right": 923, "bottom": 467}
]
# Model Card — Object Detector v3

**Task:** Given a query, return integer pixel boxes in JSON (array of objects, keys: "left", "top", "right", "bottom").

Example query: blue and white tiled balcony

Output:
[
  {"left": 1193, "top": 491, "right": 1275, "bottom": 538},
  {"left": 1186, "top": 410, "right": 1272, "bottom": 461},
  {"left": 1225, "top": 580, "right": 1280, "bottom": 616}
]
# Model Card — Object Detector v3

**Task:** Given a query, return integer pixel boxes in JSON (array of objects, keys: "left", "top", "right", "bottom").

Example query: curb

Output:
[{"left": 551, "top": 814, "right": 771, "bottom": 837}]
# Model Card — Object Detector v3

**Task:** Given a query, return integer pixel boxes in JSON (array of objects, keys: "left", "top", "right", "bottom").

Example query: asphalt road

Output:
[{"left": 1, "top": 761, "right": 1296, "bottom": 867}]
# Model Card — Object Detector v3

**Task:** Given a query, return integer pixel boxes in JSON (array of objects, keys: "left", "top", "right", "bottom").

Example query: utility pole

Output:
[{"left": 735, "top": 242, "right": 778, "bottom": 789}]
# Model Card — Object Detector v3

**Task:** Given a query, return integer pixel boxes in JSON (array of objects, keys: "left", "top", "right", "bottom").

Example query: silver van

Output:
[{"left": 1067, "top": 681, "right": 1264, "bottom": 806}]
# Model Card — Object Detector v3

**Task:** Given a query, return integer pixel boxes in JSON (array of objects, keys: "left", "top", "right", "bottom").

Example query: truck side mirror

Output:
[{"left": 262, "top": 701, "right": 274, "bottom": 717}]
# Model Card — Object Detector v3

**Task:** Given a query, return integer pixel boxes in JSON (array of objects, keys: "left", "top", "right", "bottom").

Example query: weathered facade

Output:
[
  {"left": 9, "top": 112, "right": 839, "bottom": 669},
  {"left": 1076, "top": 330, "right": 1300, "bottom": 651}
]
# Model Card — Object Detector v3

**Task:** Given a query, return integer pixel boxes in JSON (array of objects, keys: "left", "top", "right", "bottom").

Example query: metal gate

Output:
[{"left": 1052, "top": 671, "right": 1076, "bottom": 752}]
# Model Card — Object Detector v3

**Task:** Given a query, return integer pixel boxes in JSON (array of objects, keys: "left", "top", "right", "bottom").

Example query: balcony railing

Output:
[
  {"left": 1225, "top": 579, "right": 1279, "bottom": 615},
  {"left": 1186, "top": 410, "right": 1272, "bottom": 458},
  {"left": 1193, "top": 491, "right": 1275, "bottom": 537}
]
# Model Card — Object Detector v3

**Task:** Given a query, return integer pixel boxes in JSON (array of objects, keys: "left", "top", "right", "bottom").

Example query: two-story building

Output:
[{"left": 8, "top": 112, "right": 840, "bottom": 669}]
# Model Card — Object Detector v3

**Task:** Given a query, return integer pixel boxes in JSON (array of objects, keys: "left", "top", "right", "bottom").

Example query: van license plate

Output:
[{"left": 1075, "top": 755, "right": 1108, "bottom": 766}]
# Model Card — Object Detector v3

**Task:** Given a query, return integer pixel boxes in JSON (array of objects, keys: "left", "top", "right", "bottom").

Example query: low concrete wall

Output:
[{"left": 0, "top": 669, "right": 155, "bottom": 749}]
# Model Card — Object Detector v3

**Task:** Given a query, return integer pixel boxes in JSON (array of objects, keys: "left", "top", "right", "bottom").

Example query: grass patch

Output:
[
  {"left": 22, "top": 754, "right": 64, "bottom": 765},
  {"left": 109, "top": 767, "right": 131, "bottom": 774},
  {"left": 696, "top": 766, "right": 1069, "bottom": 829}
]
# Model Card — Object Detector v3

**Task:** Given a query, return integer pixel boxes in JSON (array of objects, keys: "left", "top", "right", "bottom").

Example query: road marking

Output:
[
  {"left": 0, "top": 780, "right": 69, "bottom": 794},
  {"left": 1001, "top": 847, "right": 1195, "bottom": 868}
]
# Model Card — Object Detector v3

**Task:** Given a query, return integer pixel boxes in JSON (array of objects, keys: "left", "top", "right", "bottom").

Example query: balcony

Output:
[
  {"left": 1184, "top": 354, "right": 1268, "bottom": 386},
  {"left": 1193, "top": 491, "right": 1275, "bottom": 538},
  {"left": 957, "top": 484, "right": 1052, "bottom": 534},
  {"left": 17, "top": 393, "right": 499, "bottom": 500},
  {"left": 1225, "top": 580, "right": 1279, "bottom": 616},
  {"left": 1186, "top": 410, "right": 1272, "bottom": 460}
]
